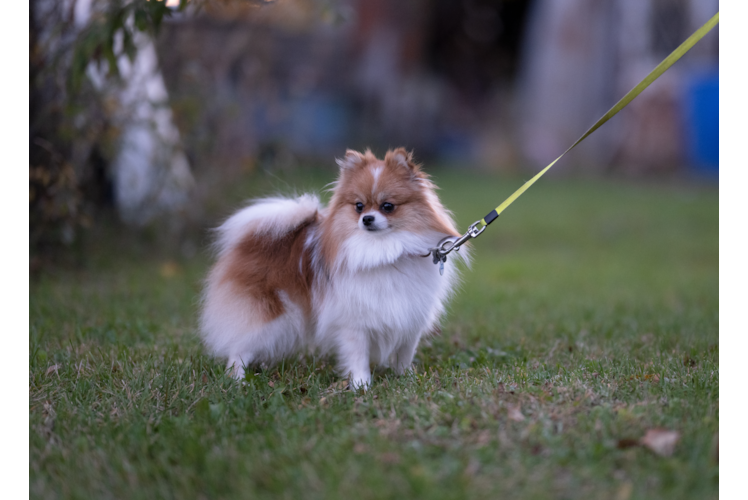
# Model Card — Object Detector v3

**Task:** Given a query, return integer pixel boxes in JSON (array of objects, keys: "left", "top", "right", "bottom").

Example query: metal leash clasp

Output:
[{"left": 427, "top": 220, "right": 486, "bottom": 275}]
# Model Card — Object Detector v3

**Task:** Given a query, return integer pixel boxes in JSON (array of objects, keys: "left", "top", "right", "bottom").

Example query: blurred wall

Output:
[
  {"left": 156, "top": 0, "right": 533, "bottom": 173},
  {"left": 156, "top": 0, "right": 717, "bottom": 177},
  {"left": 518, "top": 0, "right": 719, "bottom": 174}
]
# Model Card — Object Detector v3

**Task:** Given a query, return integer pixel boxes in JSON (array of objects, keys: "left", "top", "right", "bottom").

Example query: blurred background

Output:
[{"left": 29, "top": 0, "right": 719, "bottom": 267}]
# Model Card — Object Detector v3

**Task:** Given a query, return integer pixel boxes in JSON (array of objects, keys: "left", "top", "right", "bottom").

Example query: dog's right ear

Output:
[{"left": 336, "top": 150, "right": 365, "bottom": 171}]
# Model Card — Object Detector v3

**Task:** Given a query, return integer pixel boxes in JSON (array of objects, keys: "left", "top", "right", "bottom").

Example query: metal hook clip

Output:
[{"left": 427, "top": 220, "right": 486, "bottom": 275}]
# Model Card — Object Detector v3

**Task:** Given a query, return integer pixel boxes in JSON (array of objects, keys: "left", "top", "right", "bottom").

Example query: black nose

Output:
[{"left": 362, "top": 215, "right": 375, "bottom": 226}]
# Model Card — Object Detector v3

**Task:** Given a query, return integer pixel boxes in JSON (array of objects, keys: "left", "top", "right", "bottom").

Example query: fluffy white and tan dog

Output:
[{"left": 199, "top": 148, "right": 467, "bottom": 389}]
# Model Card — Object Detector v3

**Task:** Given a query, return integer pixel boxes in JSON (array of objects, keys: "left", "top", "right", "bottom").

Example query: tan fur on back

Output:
[{"left": 217, "top": 214, "right": 317, "bottom": 322}]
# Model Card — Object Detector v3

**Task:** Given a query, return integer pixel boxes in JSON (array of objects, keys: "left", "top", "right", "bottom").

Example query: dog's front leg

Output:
[
  {"left": 393, "top": 333, "right": 420, "bottom": 375},
  {"left": 227, "top": 353, "right": 253, "bottom": 380},
  {"left": 336, "top": 330, "right": 371, "bottom": 390}
]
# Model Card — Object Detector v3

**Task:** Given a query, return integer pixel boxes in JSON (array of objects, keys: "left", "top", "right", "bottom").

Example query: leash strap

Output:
[
  {"left": 428, "top": 12, "right": 719, "bottom": 268},
  {"left": 480, "top": 11, "right": 719, "bottom": 227}
]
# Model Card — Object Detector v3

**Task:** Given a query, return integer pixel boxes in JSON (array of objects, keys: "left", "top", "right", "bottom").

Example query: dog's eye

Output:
[
  {"left": 381, "top": 202, "right": 394, "bottom": 213},
  {"left": 355, "top": 202, "right": 364, "bottom": 213}
]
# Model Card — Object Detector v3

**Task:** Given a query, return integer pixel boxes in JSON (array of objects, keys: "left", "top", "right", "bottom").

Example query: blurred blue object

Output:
[
  {"left": 436, "top": 130, "right": 475, "bottom": 164},
  {"left": 683, "top": 69, "right": 719, "bottom": 175},
  {"left": 288, "top": 95, "right": 350, "bottom": 153},
  {"left": 251, "top": 93, "right": 350, "bottom": 156}
]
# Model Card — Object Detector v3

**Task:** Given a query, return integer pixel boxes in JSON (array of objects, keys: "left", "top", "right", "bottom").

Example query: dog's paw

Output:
[
  {"left": 393, "top": 364, "right": 415, "bottom": 376},
  {"left": 226, "top": 363, "right": 245, "bottom": 381},
  {"left": 349, "top": 374, "right": 371, "bottom": 392}
]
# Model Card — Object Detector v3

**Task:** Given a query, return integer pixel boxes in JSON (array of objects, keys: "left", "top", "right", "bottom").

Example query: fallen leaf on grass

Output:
[
  {"left": 324, "top": 380, "right": 349, "bottom": 393},
  {"left": 159, "top": 261, "right": 180, "bottom": 278},
  {"left": 475, "top": 430, "right": 492, "bottom": 447},
  {"left": 628, "top": 374, "right": 660, "bottom": 383},
  {"left": 464, "top": 458, "right": 480, "bottom": 477},
  {"left": 45, "top": 364, "right": 61, "bottom": 377},
  {"left": 616, "top": 438, "right": 640, "bottom": 449},
  {"left": 507, "top": 405, "right": 525, "bottom": 422},
  {"left": 297, "top": 397, "right": 311, "bottom": 409},
  {"left": 683, "top": 354, "right": 697, "bottom": 367},
  {"left": 641, "top": 428, "right": 680, "bottom": 457},
  {"left": 615, "top": 481, "right": 633, "bottom": 500}
]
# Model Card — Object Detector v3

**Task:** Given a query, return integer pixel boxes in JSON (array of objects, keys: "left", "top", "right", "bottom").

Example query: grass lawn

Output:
[{"left": 30, "top": 167, "right": 718, "bottom": 499}]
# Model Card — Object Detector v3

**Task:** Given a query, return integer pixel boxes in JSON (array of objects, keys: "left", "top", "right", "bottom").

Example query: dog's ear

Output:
[
  {"left": 385, "top": 148, "right": 420, "bottom": 172},
  {"left": 336, "top": 150, "right": 366, "bottom": 171}
]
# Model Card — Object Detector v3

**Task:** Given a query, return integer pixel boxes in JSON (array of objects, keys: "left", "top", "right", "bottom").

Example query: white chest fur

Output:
[
  {"left": 315, "top": 250, "right": 460, "bottom": 365},
  {"left": 329, "top": 256, "right": 444, "bottom": 325}
]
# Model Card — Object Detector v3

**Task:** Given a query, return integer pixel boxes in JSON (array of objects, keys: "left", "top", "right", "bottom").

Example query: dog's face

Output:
[
  {"left": 320, "top": 148, "right": 460, "bottom": 270},
  {"left": 332, "top": 148, "right": 431, "bottom": 235}
]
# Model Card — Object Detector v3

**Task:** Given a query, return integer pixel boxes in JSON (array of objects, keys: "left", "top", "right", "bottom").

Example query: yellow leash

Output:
[
  {"left": 481, "top": 11, "right": 719, "bottom": 227},
  {"left": 428, "top": 12, "right": 719, "bottom": 271}
]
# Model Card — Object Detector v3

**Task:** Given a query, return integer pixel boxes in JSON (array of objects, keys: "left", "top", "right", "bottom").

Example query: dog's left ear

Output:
[
  {"left": 385, "top": 148, "right": 420, "bottom": 172},
  {"left": 336, "top": 150, "right": 366, "bottom": 171}
]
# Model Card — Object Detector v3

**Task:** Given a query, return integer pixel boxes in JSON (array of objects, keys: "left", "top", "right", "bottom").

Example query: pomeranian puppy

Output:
[{"left": 199, "top": 148, "right": 467, "bottom": 389}]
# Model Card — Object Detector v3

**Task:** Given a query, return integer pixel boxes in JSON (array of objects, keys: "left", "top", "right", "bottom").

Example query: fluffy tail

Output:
[{"left": 213, "top": 194, "right": 321, "bottom": 256}]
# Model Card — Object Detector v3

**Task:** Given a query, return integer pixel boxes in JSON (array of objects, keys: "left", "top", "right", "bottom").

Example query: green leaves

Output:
[{"left": 67, "top": 0, "right": 175, "bottom": 93}]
